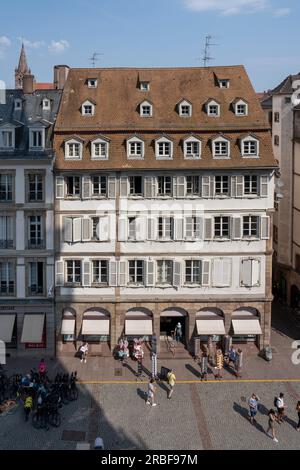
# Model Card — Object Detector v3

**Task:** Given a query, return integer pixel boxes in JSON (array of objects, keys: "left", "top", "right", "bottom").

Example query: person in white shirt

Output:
[
  {"left": 146, "top": 378, "right": 157, "bottom": 407},
  {"left": 80, "top": 342, "right": 88, "bottom": 364},
  {"left": 276, "top": 393, "right": 286, "bottom": 422}
]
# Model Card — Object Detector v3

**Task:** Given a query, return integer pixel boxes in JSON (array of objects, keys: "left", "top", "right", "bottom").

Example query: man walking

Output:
[
  {"left": 166, "top": 369, "right": 176, "bottom": 399},
  {"left": 80, "top": 342, "right": 88, "bottom": 364},
  {"left": 228, "top": 346, "right": 237, "bottom": 368},
  {"left": 266, "top": 409, "right": 279, "bottom": 443},
  {"left": 276, "top": 393, "right": 286, "bottom": 422},
  {"left": 248, "top": 393, "right": 260, "bottom": 424},
  {"left": 146, "top": 378, "right": 157, "bottom": 407}
]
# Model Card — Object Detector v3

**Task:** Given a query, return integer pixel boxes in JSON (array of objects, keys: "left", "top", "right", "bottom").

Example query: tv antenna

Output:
[
  {"left": 202, "top": 35, "right": 218, "bottom": 67},
  {"left": 89, "top": 52, "right": 103, "bottom": 67}
]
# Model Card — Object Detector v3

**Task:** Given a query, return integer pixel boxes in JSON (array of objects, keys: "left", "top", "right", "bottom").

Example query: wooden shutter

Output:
[
  {"left": 56, "top": 176, "right": 64, "bottom": 199},
  {"left": 185, "top": 216, "right": 193, "bottom": 239},
  {"left": 144, "top": 176, "right": 154, "bottom": 198},
  {"left": 109, "top": 261, "right": 117, "bottom": 286},
  {"left": 82, "top": 175, "right": 91, "bottom": 199},
  {"left": 82, "top": 261, "right": 91, "bottom": 287},
  {"left": 236, "top": 175, "right": 244, "bottom": 197},
  {"left": 136, "top": 217, "right": 146, "bottom": 241},
  {"left": 241, "top": 259, "right": 252, "bottom": 287},
  {"left": 118, "top": 260, "right": 127, "bottom": 286},
  {"left": 173, "top": 261, "right": 181, "bottom": 288},
  {"left": 202, "top": 175, "right": 211, "bottom": 198},
  {"left": 201, "top": 260, "right": 210, "bottom": 286},
  {"left": 108, "top": 176, "right": 116, "bottom": 198},
  {"left": 73, "top": 218, "right": 82, "bottom": 243},
  {"left": 204, "top": 217, "right": 213, "bottom": 240},
  {"left": 260, "top": 176, "right": 269, "bottom": 197},
  {"left": 146, "top": 260, "right": 155, "bottom": 286},
  {"left": 213, "top": 259, "right": 223, "bottom": 286},
  {"left": 55, "top": 260, "right": 64, "bottom": 286},
  {"left": 222, "top": 259, "right": 231, "bottom": 287},
  {"left": 174, "top": 217, "right": 184, "bottom": 241},
  {"left": 232, "top": 216, "right": 242, "bottom": 240},
  {"left": 195, "top": 217, "right": 204, "bottom": 240},
  {"left": 147, "top": 217, "right": 157, "bottom": 240},
  {"left": 252, "top": 259, "right": 260, "bottom": 286},
  {"left": 82, "top": 218, "right": 92, "bottom": 242},
  {"left": 118, "top": 216, "right": 128, "bottom": 241},
  {"left": 99, "top": 216, "right": 110, "bottom": 241},
  {"left": 261, "top": 216, "right": 270, "bottom": 239},
  {"left": 176, "top": 176, "right": 185, "bottom": 198},
  {"left": 63, "top": 217, "right": 73, "bottom": 243},
  {"left": 120, "top": 176, "right": 128, "bottom": 198}
]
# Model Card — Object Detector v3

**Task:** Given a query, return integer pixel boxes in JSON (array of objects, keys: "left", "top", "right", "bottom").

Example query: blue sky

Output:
[{"left": 0, "top": 0, "right": 298, "bottom": 91}]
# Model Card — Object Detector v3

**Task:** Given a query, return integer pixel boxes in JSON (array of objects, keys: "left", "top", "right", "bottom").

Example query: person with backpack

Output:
[
  {"left": 275, "top": 393, "right": 286, "bottom": 422},
  {"left": 266, "top": 409, "right": 279, "bottom": 443},
  {"left": 166, "top": 369, "right": 176, "bottom": 399},
  {"left": 23, "top": 393, "right": 33, "bottom": 422}
]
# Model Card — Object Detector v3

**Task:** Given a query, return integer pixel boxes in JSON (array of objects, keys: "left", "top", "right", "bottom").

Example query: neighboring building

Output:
[
  {"left": 261, "top": 74, "right": 300, "bottom": 307},
  {"left": 54, "top": 66, "right": 276, "bottom": 357}
]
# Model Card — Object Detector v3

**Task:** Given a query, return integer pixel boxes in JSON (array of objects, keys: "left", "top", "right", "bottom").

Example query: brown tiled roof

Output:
[{"left": 35, "top": 83, "right": 55, "bottom": 90}]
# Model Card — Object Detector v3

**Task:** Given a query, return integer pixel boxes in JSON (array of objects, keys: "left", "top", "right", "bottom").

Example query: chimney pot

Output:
[{"left": 23, "top": 74, "right": 35, "bottom": 94}]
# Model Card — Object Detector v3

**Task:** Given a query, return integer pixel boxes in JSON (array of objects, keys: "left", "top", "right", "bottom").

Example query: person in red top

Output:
[{"left": 38, "top": 358, "right": 46, "bottom": 378}]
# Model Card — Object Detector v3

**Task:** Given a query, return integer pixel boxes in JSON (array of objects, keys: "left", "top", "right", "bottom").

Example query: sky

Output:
[{"left": 0, "top": 0, "right": 299, "bottom": 91}]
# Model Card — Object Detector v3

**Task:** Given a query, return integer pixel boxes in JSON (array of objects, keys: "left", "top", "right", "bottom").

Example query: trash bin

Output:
[{"left": 263, "top": 346, "right": 272, "bottom": 361}]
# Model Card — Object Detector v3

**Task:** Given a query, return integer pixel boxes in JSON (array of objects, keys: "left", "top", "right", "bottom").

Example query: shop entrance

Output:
[{"left": 160, "top": 308, "right": 187, "bottom": 345}]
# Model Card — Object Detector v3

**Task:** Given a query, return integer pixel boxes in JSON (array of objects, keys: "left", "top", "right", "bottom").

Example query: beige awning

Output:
[
  {"left": 21, "top": 314, "right": 45, "bottom": 343},
  {"left": 232, "top": 319, "right": 262, "bottom": 335},
  {"left": 82, "top": 319, "right": 109, "bottom": 335},
  {"left": 196, "top": 319, "right": 226, "bottom": 335},
  {"left": 61, "top": 319, "right": 75, "bottom": 335},
  {"left": 125, "top": 319, "right": 153, "bottom": 335},
  {"left": 0, "top": 315, "right": 16, "bottom": 342}
]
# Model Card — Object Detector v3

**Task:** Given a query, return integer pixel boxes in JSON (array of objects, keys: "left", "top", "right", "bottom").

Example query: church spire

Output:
[{"left": 15, "top": 43, "right": 31, "bottom": 89}]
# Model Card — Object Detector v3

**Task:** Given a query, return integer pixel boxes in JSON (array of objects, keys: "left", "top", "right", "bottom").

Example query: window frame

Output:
[
  {"left": 29, "top": 128, "right": 45, "bottom": 150},
  {"left": 65, "top": 260, "right": 82, "bottom": 285},
  {"left": 26, "top": 171, "right": 45, "bottom": 203},
  {"left": 178, "top": 100, "right": 192, "bottom": 117},
  {"left": 158, "top": 216, "right": 173, "bottom": 241},
  {"left": 127, "top": 137, "right": 144, "bottom": 160},
  {"left": 156, "top": 260, "right": 173, "bottom": 285},
  {"left": 81, "top": 100, "right": 95, "bottom": 117},
  {"left": 183, "top": 136, "right": 201, "bottom": 159},
  {"left": 235, "top": 100, "right": 248, "bottom": 116},
  {"left": 65, "top": 139, "right": 83, "bottom": 160},
  {"left": 214, "top": 175, "right": 230, "bottom": 197},
  {"left": 92, "top": 259, "right": 109, "bottom": 285},
  {"left": 140, "top": 100, "right": 153, "bottom": 117},
  {"left": 0, "top": 172, "right": 14, "bottom": 203},
  {"left": 91, "top": 138, "right": 109, "bottom": 160},
  {"left": 155, "top": 137, "right": 173, "bottom": 160},
  {"left": 212, "top": 137, "right": 230, "bottom": 159},
  {"left": 0, "top": 128, "right": 15, "bottom": 149},
  {"left": 185, "top": 259, "right": 201, "bottom": 285},
  {"left": 65, "top": 176, "right": 81, "bottom": 199},
  {"left": 241, "top": 136, "right": 259, "bottom": 158},
  {"left": 157, "top": 176, "right": 172, "bottom": 197},
  {"left": 128, "top": 259, "right": 144, "bottom": 285},
  {"left": 242, "top": 215, "right": 259, "bottom": 239},
  {"left": 207, "top": 100, "right": 220, "bottom": 117},
  {"left": 0, "top": 260, "right": 15, "bottom": 296},
  {"left": 214, "top": 216, "right": 230, "bottom": 239},
  {"left": 27, "top": 260, "right": 45, "bottom": 296}
]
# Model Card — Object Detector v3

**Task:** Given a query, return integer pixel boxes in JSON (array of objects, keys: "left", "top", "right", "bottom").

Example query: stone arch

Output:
[
  {"left": 83, "top": 307, "right": 110, "bottom": 317},
  {"left": 196, "top": 307, "right": 224, "bottom": 318},
  {"left": 232, "top": 307, "right": 260, "bottom": 318},
  {"left": 126, "top": 307, "right": 153, "bottom": 317},
  {"left": 160, "top": 307, "right": 188, "bottom": 317},
  {"left": 62, "top": 307, "right": 77, "bottom": 318}
]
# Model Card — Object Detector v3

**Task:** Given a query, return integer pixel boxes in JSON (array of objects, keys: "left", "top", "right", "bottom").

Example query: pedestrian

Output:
[
  {"left": 94, "top": 436, "right": 104, "bottom": 450},
  {"left": 248, "top": 393, "right": 260, "bottom": 424},
  {"left": 228, "top": 346, "right": 237, "bottom": 368},
  {"left": 166, "top": 369, "right": 176, "bottom": 399},
  {"left": 200, "top": 351, "right": 208, "bottom": 381},
  {"left": 275, "top": 393, "right": 286, "bottom": 422},
  {"left": 266, "top": 409, "right": 279, "bottom": 443},
  {"left": 215, "top": 349, "right": 224, "bottom": 380},
  {"left": 38, "top": 358, "right": 46, "bottom": 379},
  {"left": 146, "top": 378, "right": 157, "bottom": 407},
  {"left": 80, "top": 342, "right": 88, "bottom": 363},
  {"left": 235, "top": 348, "right": 243, "bottom": 378},
  {"left": 175, "top": 322, "right": 182, "bottom": 343},
  {"left": 296, "top": 401, "right": 300, "bottom": 431}
]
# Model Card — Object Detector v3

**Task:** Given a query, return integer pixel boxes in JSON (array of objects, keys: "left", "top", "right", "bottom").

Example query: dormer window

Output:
[
  {"left": 42, "top": 99, "right": 50, "bottom": 110},
  {"left": 140, "top": 101, "right": 152, "bottom": 117},
  {"left": 183, "top": 136, "right": 201, "bottom": 159},
  {"left": 212, "top": 136, "right": 230, "bottom": 159},
  {"left": 178, "top": 100, "right": 192, "bottom": 117},
  {"left": 65, "top": 138, "right": 83, "bottom": 160},
  {"left": 29, "top": 129, "right": 45, "bottom": 150},
  {"left": 207, "top": 100, "right": 220, "bottom": 117},
  {"left": 140, "top": 81, "right": 149, "bottom": 91},
  {"left": 234, "top": 99, "right": 248, "bottom": 116},
  {"left": 241, "top": 135, "right": 259, "bottom": 157},
  {"left": 219, "top": 79, "right": 230, "bottom": 89},
  {"left": 14, "top": 99, "right": 22, "bottom": 111},
  {"left": 87, "top": 79, "right": 98, "bottom": 88},
  {"left": 81, "top": 100, "right": 95, "bottom": 116},
  {"left": 0, "top": 128, "right": 15, "bottom": 149},
  {"left": 127, "top": 136, "right": 144, "bottom": 159},
  {"left": 91, "top": 137, "right": 109, "bottom": 160},
  {"left": 155, "top": 136, "right": 173, "bottom": 160}
]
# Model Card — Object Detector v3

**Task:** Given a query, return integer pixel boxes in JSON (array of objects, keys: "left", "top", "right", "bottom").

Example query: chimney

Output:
[
  {"left": 54, "top": 65, "right": 70, "bottom": 90},
  {"left": 23, "top": 74, "right": 34, "bottom": 94}
]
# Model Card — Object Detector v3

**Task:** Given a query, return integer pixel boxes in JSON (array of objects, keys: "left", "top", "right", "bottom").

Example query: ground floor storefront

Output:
[{"left": 273, "top": 262, "right": 300, "bottom": 309}]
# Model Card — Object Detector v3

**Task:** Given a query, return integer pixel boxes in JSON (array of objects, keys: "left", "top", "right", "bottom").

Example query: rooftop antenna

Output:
[
  {"left": 89, "top": 52, "right": 103, "bottom": 67},
  {"left": 202, "top": 35, "right": 218, "bottom": 67}
]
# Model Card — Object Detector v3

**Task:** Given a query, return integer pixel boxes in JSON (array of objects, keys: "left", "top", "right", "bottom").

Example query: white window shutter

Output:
[
  {"left": 195, "top": 217, "right": 204, "bottom": 240},
  {"left": 261, "top": 216, "right": 270, "bottom": 239},
  {"left": 252, "top": 259, "right": 260, "bottom": 286},
  {"left": 147, "top": 217, "right": 157, "bottom": 240},
  {"left": 82, "top": 261, "right": 91, "bottom": 287},
  {"left": 232, "top": 216, "right": 242, "bottom": 240},
  {"left": 222, "top": 259, "right": 231, "bottom": 287},
  {"left": 120, "top": 176, "right": 128, "bottom": 198},
  {"left": 231, "top": 176, "right": 237, "bottom": 197},
  {"left": 201, "top": 260, "right": 210, "bottom": 286},
  {"left": 213, "top": 259, "right": 223, "bottom": 286},
  {"left": 260, "top": 176, "right": 269, "bottom": 197},
  {"left": 174, "top": 217, "right": 184, "bottom": 241},
  {"left": 176, "top": 176, "right": 185, "bottom": 198},
  {"left": 173, "top": 261, "right": 181, "bottom": 288},
  {"left": 136, "top": 217, "right": 146, "bottom": 241},
  {"left": 108, "top": 176, "right": 116, "bottom": 198},
  {"left": 204, "top": 217, "right": 213, "bottom": 240},
  {"left": 109, "top": 261, "right": 117, "bottom": 286},
  {"left": 82, "top": 218, "right": 92, "bottom": 242},
  {"left": 99, "top": 216, "right": 110, "bottom": 241},
  {"left": 63, "top": 217, "right": 73, "bottom": 243},
  {"left": 118, "top": 216, "right": 128, "bottom": 241},
  {"left": 236, "top": 175, "right": 244, "bottom": 197},
  {"left": 56, "top": 176, "right": 64, "bottom": 199},
  {"left": 202, "top": 175, "right": 211, "bottom": 198},
  {"left": 82, "top": 175, "right": 91, "bottom": 199},
  {"left": 146, "top": 260, "right": 155, "bottom": 286},
  {"left": 241, "top": 259, "right": 252, "bottom": 287},
  {"left": 144, "top": 176, "right": 154, "bottom": 198},
  {"left": 55, "top": 261, "right": 64, "bottom": 286},
  {"left": 118, "top": 260, "right": 127, "bottom": 286},
  {"left": 73, "top": 218, "right": 82, "bottom": 243},
  {"left": 185, "top": 216, "right": 193, "bottom": 239}
]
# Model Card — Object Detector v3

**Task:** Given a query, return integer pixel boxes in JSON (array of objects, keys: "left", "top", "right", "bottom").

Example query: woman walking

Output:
[
  {"left": 146, "top": 378, "right": 157, "bottom": 407},
  {"left": 266, "top": 409, "right": 279, "bottom": 443}
]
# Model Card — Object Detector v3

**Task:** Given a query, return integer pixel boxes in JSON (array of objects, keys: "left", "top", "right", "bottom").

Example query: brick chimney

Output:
[
  {"left": 54, "top": 65, "right": 70, "bottom": 90},
  {"left": 23, "top": 74, "right": 35, "bottom": 94}
]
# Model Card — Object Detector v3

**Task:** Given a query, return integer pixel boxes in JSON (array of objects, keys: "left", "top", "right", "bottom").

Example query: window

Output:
[
  {"left": 140, "top": 101, "right": 152, "bottom": 117},
  {"left": 0, "top": 216, "right": 14, "bottom": 248},
  {"left": 66, "top": 176, "right": 81, "bottom": 198},
  {"left": 185, "top": 216, "right": 201, "bottom": 239},
  {"left": 158, "top": 217, "right": 173, "bottom": 240},
  {"left": 42, "top": 99, "right": 50, "bottom": 110},
  {"left": 186, "top": 176, "right": 200, "bottom": 196},
  {"left": 274, "top": 135, "right": 280, "bottom": 146},
  {"left": 0, "top": 130, "right": 14, "bottom": 149},
  {"left": 140, "top": 81, "right": 149, "bottom": 91},
  {"left": 157, "top": 260, "right": 172, "bottom": 284},
  {"left": 219, "top": 79, "right": 229, "bottom": 88},
  {"left": 0, "top": 174, "right": 13, "bottom": 202},
  {"left": 243, "top": 216, "right": 259, "bottom": 238},
  {"left": 207, "top": 101, "right": 220, "bottom": 117},
  {"left": 213, "top": 139, "right": 230, "bottom": 158},
  {"left": 185, "top": 260, "right": 201, "bottom": 284},
  {"left": 127, "top": 139, "right": 144, "bottom": 159},
  {"left": 92, "top": 217, "right": 100, "bottom": 240},
  {"left": 0, "top": 261, "right": 14, "bottom": 295},
  {"left": 285, "top": 97, "right": 291, "bottom": 104},
  {"left": 156, "top": 138, "right": 173, "bottom": 159},
  {"left": 235, "top": 101, "right": 248, "bottom": 116},
  {"left": 274, "top": 112, "right": 280, "bottom": 122},
  {"left": 129, "top": 176, "right": 143, "bottom": 196},
  {"left": 66, "top": 260, "right": 81, "bottom": 284},
  {"left": 65, "top": 140, "right": 83, "bottom": 159},
  {"left": 184, "top": 138, "right": 201, "bottom": 159},
  {"left": 30, "top": 129, "right": 44, "bottom": 149},
  {"left": 242, "top": 138, "right": 259, "bottom": 157},
  {"left": 28, "top": 215, "right": 44, "bottom": 248},
  {"left": 128, "top": 217, "right": 137, "bottom": 240},
  {"left": 214, "top": 216, "right": 230, "bottom": 238},
  {"left": 28, "top": 262, "right": 44, "bottom": 295},
  {"left": 92, "top": 260, "right": 108, "bottom": 284},
  {"left": 81, "top": 101, "right": 95, "bottom": 116},
  {"left": 88, "top": 79, "right": 97, "bottom": 88},
  {"left": 179, "top": 101, "right": 192, "bottom": 117},
  {"left": 128, "top": 260, "right": 144, "bottom": 284},
  {"left": 92, "top": 175, "right": 107, "bottom": 197},
  {"left": 91, "top": 139, "right": 109, "bottom": 159},
  {"left": 244, "top": 175, "right": 258, "bottom": 195},
  {"left": 14, "top": 99, "right": 22, "bottom": 110},
  {"left": 28, "top": 174, "right": 43, "bottom": 202},
  {"left": 215, "top": 176, "right": 229, "bottom": 196},
  {"left": 157, "top": 176, "right": 172, "bottom": 196},
  {"left": 240, "top": 258, "right": 260, "bottom": 287}
]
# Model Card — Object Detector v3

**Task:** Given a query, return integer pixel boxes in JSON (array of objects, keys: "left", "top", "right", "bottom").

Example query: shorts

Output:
[{"left": 250, "top": 409, "right": 257, "bottom": 418}]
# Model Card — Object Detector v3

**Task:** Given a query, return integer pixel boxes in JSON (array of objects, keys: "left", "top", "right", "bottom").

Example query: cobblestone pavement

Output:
[{"left": 1, "top": 381, "right": 300, "bottom": 450}]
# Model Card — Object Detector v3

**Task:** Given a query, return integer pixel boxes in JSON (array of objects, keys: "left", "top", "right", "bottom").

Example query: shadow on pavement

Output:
[
  {"left": 185, "top": 363, "right": 201, "bottom": 378},
  {"left": 233, "top": 402, "right": 266, "bottom": 435}
]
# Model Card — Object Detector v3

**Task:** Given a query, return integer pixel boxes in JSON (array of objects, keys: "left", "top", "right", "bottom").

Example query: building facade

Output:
[{"left": 54, "top": 66, "right": 276, "bottom": 357}]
